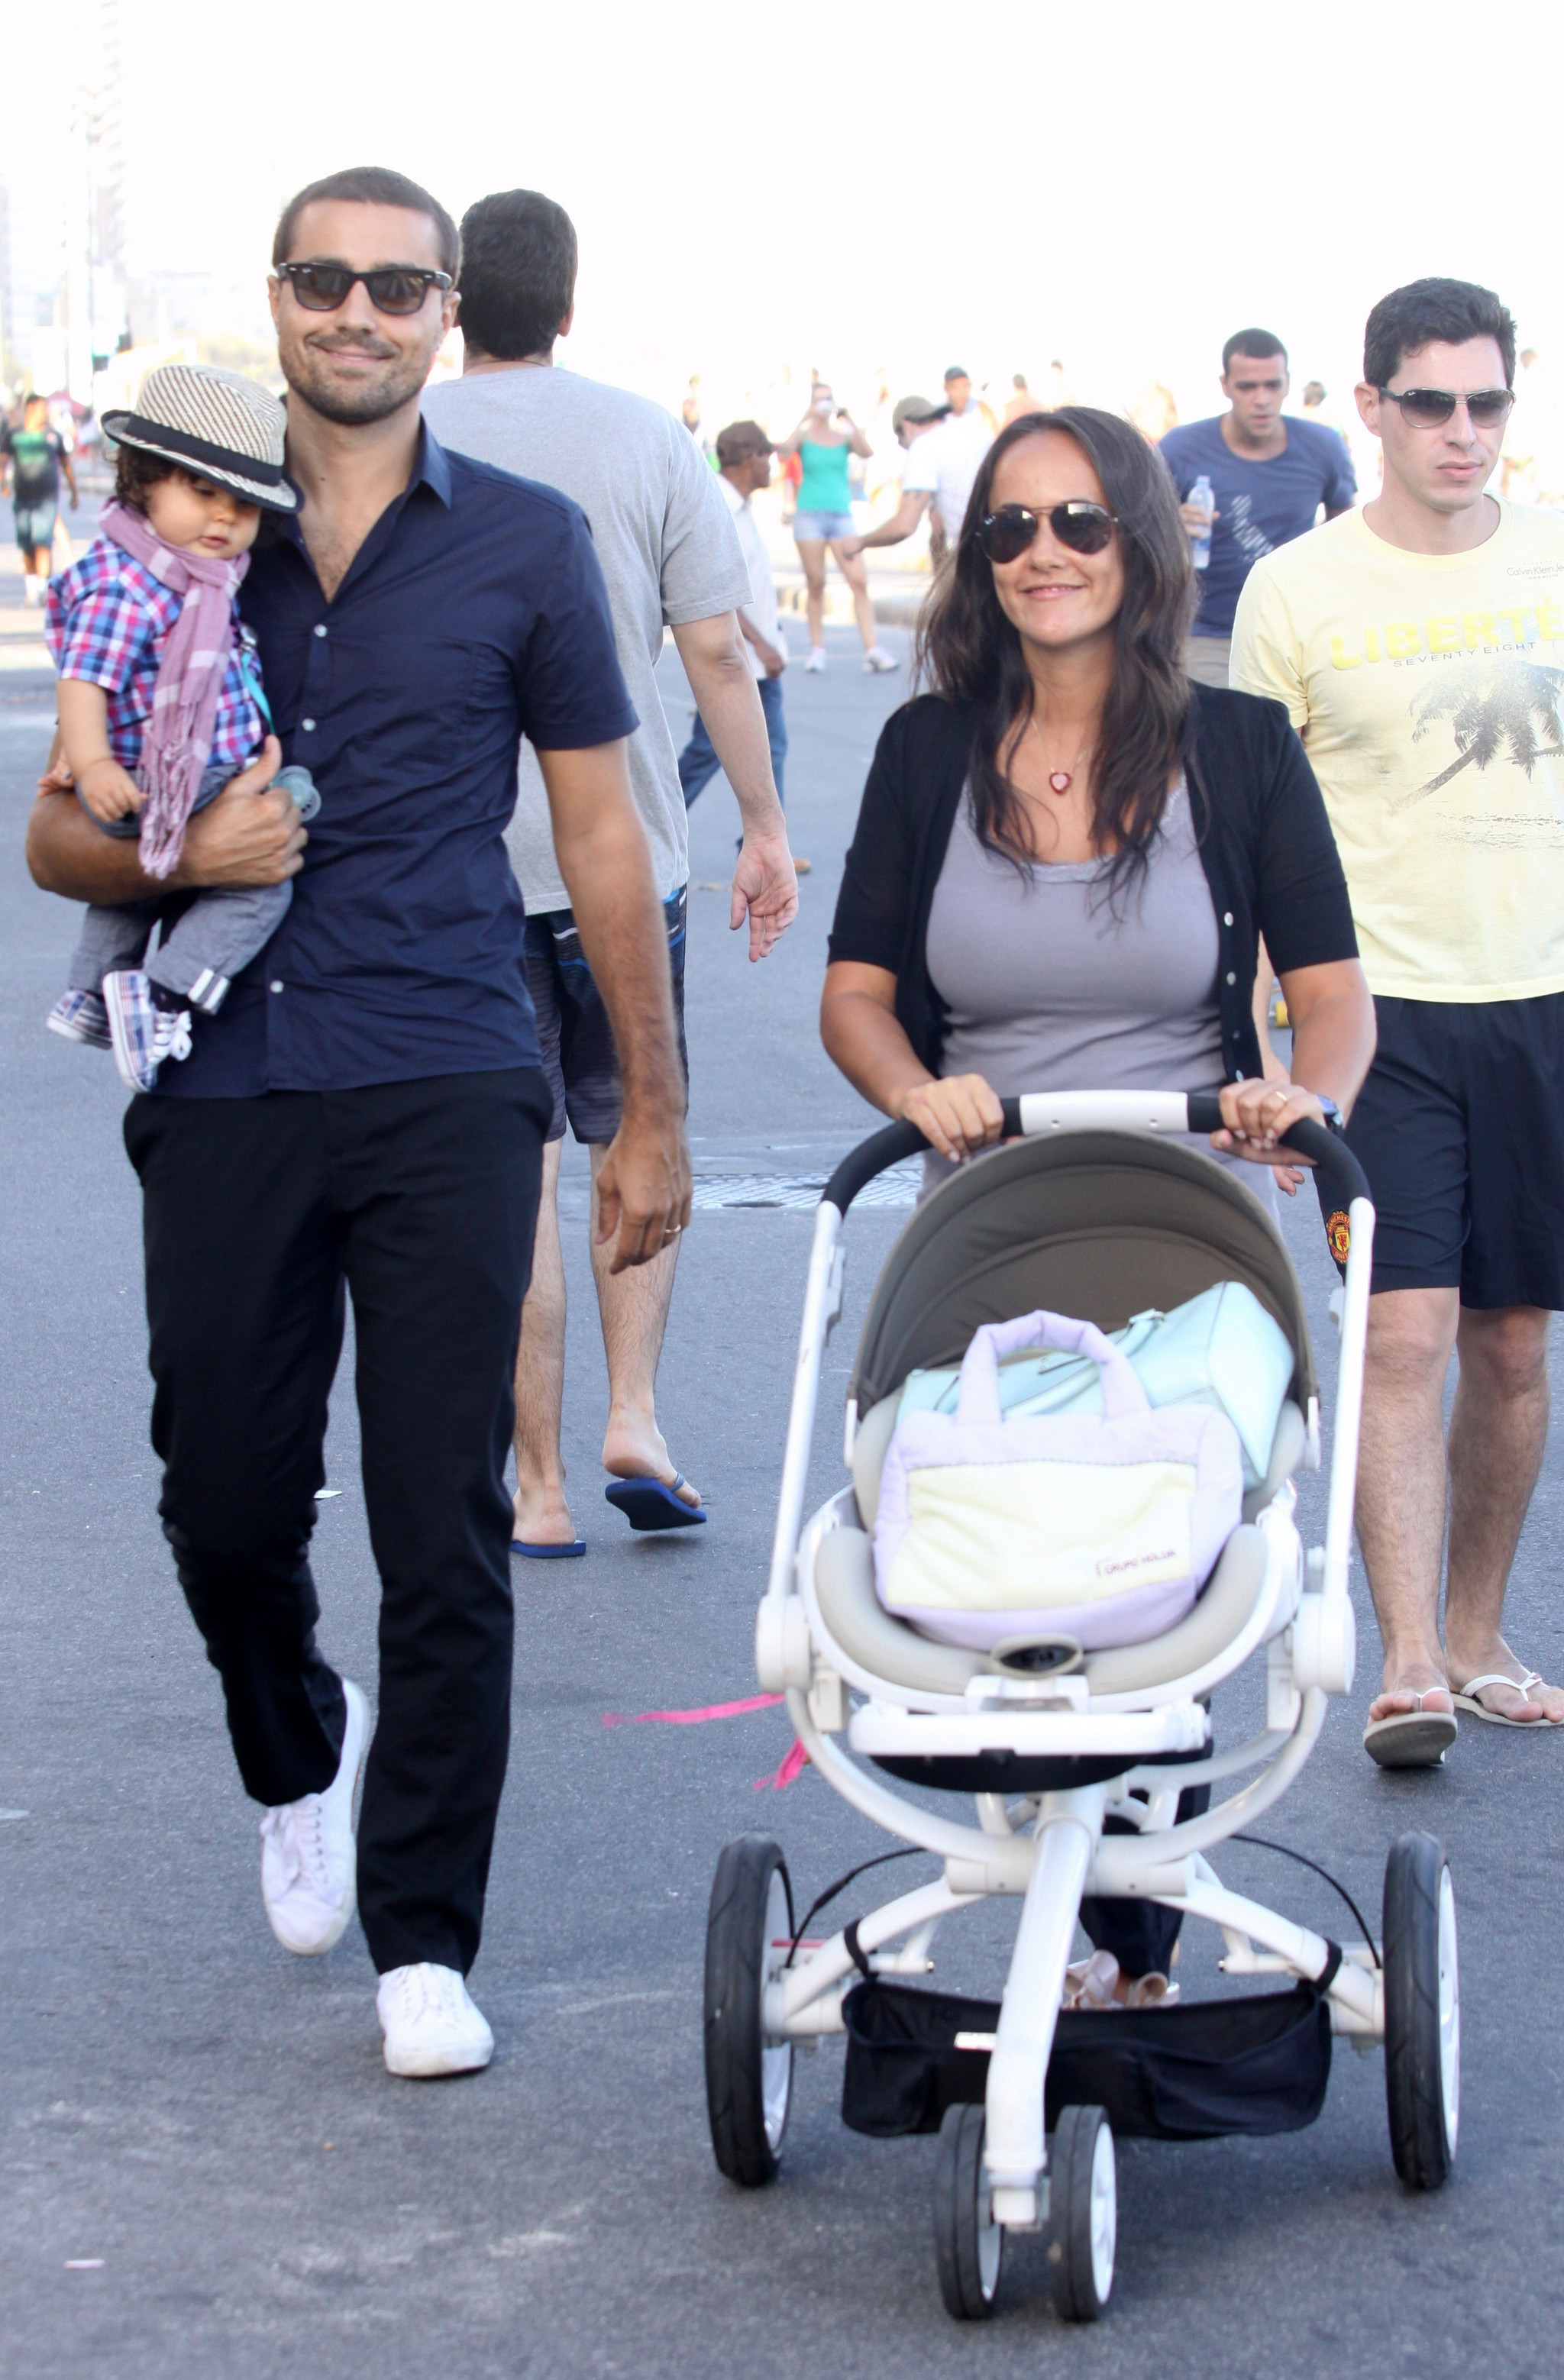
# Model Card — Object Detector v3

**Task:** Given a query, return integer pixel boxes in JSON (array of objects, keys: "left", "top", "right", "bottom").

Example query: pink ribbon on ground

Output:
[
  {"left": 603, "top": 1693, "right": 784, "bottom": 1728},
  {"left": 601, "top": 1691, "right": 810, "bottom": 1789}
]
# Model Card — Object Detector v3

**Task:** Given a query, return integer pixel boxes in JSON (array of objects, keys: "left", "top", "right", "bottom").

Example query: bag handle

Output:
[{"left": 955, "top": 1309, "right": 1151, "bottom": 1426}]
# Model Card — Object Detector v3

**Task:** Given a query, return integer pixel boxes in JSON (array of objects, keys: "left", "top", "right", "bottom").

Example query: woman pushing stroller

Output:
[{"left": 821, "top": 404, "right": 1377, "bottom": 1990}]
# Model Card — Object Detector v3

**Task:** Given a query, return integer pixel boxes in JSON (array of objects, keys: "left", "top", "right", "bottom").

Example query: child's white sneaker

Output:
[
  {"left": 47, "top": 989, "right": 112, "bottom": 1048},
  {"left": 864, "top": 645, "right": 900, "bottom": 673},
  {"left": 102, "top": 970, "right": 192, "bottom": 1092},
  {"left": 803, "top": 647, "right": 826, "bottom": 673},
  {"left": 377, "top": 1963, "right": 494, "bottom": 2078}
]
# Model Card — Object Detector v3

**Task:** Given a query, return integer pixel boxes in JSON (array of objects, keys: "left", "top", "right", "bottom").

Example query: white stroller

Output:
[{"left": 703, "top": 1092, "right": 1458, "bottom": 2323}]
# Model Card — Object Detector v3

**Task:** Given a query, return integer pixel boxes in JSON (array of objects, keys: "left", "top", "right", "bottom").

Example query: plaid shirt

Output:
[{"left": 46, "top": 533, "right": 266, "bottom": 770}]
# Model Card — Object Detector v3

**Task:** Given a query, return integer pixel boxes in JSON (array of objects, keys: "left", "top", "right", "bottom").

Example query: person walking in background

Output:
[
  {"left": 1161, "top": 328, "right": 1356, "bottom": 688},
  {"left": 423, "top": 188, "right": 797, "bottom": 1558},
  {"left": 942, "top": 363, "right": 1000, "bottom": 440},
  {"left": 893, "top": 370, "right": 994, "bottom": 567},
  {"left": 1234, "top": 276, "right": 1564, "bottom": 1765},
  {"left": 1003, "top": 373, "right": 1036, "bottom": 426},
  {"left": 780, "top": 381, "right": 899, "bottom": 673},
  {"left": 2, "top": 392, "right": 78, "bottom": 605},
  {"left": 837, "top": 394, "right": 946, "bottom": 567},
  {"left": 27, "top": 165, "right": 693, "bottom": 2080},
  {"left": 678, "top": 419, "right": 805, "bottom": 866}
]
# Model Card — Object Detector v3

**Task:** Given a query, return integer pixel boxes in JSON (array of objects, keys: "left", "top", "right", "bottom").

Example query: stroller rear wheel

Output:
[
  {"left": 703, "top": 1834, "right": 794, "bottom": 2186},
  {"left": 1048, "top": 2105, "right": 1116, "bottom": 2320},
  {"left": 1384, "top": 1830, "right": 1459, "bottom": 2189},
  {"left": 932, "top": 2102, "right": 1003, "bottom": 2319}
]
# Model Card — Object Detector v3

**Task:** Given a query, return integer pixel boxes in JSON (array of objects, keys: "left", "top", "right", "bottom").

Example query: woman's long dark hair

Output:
[{"left": 916, "top": 406, "right": 1197, "bottom": 897}]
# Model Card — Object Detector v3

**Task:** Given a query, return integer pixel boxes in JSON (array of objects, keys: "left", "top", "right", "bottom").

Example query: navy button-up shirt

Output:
[{"left": 158, "top": 427, "right": 636, "bottom": 1098}]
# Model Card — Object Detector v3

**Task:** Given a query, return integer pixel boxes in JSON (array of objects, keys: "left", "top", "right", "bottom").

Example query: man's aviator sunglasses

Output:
[
  {"left": 277, "top": 261, "right": 454, "bottom": 316},
  {"left": 1378, "top": 385, "right": 1514, "bottom": 428},
  {"left": 978, "top": 500, "right": 1119, "bottom": 564}
]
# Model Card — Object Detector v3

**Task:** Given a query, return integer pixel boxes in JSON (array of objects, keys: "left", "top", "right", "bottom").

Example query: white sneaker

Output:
[
  {"left": 864, "top": 645, "right": 900, "bottom": 673},
  {"left": 803, "top": 647, "right": 826, "bottom": 673},
  {"left": 259, "top": 1678, "right": 368, "bottom": 1955},
  {"left": 377, "top": 1962, "right": 494, "bottom": 2078}
]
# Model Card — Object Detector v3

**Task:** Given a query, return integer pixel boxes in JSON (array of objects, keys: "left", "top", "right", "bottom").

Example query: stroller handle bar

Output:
[{"left": 821, "top": 1090, "right": 1372, "bottom": 1217}]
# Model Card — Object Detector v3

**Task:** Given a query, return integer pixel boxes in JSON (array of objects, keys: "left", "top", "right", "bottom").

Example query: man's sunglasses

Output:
[
  {"left": 276, "top": 261, "right": 454, "bottom": 316},
  {"left": 978, "top": 500, "right": 1119, "bottom": 564},
  {"left": 1378, "top": 385, "right": 1514, "bottom": 428}
]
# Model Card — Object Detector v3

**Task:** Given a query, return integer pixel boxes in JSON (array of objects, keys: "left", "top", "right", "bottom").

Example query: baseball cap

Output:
[
  {"left": 892, "top": 395, "right": 943, "bottom": 431},
  {"left": 942, "top": 364, "right": 971, "bottom": 383},
  {"left": 715, "top": 418, "right": 774, "bottom": 466}
]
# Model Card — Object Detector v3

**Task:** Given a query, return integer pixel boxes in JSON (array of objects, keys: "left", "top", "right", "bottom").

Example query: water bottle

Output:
[{"left": 1188, "top": 473, "right": 1215, "bottom": 571}]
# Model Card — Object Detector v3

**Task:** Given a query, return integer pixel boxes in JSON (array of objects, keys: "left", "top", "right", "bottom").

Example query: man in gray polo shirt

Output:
[{"left": 423, "top": 187, "right": 797, "bottom": 1555}]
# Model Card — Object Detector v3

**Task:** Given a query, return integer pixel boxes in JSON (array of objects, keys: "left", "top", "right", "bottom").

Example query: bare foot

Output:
[
  {"left": 512, "top": 1480, "right": 580, "bottom": 1547},
  {"left": 1368, "top": 1662, "right": 1454, "bottom": 1728},
  {"left": 602, "top": 1417, "right": 702, "bottom": 1510},
  {"left": 1447, "top": 1636, "right": 1564, "bottom": 1723}
]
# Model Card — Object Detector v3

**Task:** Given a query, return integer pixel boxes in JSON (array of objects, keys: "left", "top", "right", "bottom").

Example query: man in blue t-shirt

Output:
[{"left": 1160, "top": 328, "right": 1356, "bottom": 685}]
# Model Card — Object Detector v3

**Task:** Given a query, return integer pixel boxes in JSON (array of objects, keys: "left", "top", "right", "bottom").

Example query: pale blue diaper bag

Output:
[{"left": 892, "top": 1280, "right": 1294, "bottom": 1493}]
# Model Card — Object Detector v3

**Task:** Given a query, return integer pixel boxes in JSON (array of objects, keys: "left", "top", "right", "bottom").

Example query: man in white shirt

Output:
[
  {"left": 842, "top": 373, "right": 993, "bottom": 567},
  {"left": 678, "top": 421, "right": 790, "bottom": 823},
  {"left": 836, "top": 393, "right": 951, "bottom": 568},
  {"left": 424, "top": 189, "right": 797, "bottom": 1556}
]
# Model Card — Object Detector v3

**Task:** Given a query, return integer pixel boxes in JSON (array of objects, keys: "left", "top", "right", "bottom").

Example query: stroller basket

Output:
[{"left": 841, "top": 1975, "right": 1333, "bottom": 2143}]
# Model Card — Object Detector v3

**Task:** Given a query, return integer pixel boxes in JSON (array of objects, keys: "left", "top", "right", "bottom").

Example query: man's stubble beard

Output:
[{"left": 280, "top": 331, "right": 433, "bottom": 428}]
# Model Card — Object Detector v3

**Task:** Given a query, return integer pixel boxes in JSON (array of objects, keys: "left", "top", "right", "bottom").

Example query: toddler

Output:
[{"left": 45, "top": 362, "right": 317, "bottom": 1091}]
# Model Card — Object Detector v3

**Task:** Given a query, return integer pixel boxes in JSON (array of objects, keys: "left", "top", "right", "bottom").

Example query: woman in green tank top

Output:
[{"left": 780, "top": 380, "right": 899, "bottom": 675}]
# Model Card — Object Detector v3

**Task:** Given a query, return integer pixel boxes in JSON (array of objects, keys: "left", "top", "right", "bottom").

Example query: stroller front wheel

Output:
[
  {"left": 703, "top": 1834, "right": 794, "bottom": 2186},
  {"left": 933, "top": 2101, "right": 1004, "bottom": 2319},
  {"left": 1384, "top": 1830, "right": 1459, "bottom": 2188}
]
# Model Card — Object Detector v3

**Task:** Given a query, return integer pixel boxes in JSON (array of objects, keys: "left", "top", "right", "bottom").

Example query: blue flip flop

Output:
[
  {"left": 604, "top": 1473, "right": 707, "bottom": 1532},
  {"left": 512, "top": 1537, "right": 587, "bottom": 1559}
]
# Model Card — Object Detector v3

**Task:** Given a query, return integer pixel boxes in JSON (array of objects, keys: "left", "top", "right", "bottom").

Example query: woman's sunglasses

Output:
[
  {"left": 1377, "top": 385, "right": 1514, "bottom": 428},
  {"left": 978, "top": 500, "right": 1119, "bottom": 564},
  {"left": 276, "top": 262, "right": 454, "bottom": 316}
]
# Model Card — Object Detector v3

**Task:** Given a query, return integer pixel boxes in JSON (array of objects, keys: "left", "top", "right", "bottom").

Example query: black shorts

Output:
[
  {"left": 523, "top": 885, "right": 688, "bottom": 1145},
  {"left": 1346, "top": 993, "right": 1564, "bottom": 1309}
]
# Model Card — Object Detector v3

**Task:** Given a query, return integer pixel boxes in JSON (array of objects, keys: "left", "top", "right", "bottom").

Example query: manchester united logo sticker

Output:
[{"left": 1326, "top": 1209, "right": 1352, "bottom": 1264}]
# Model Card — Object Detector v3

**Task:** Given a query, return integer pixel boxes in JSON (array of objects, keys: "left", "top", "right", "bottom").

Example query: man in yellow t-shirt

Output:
[{"left": 1235, "top": 276, "right": 1564, "bottom": 1769}]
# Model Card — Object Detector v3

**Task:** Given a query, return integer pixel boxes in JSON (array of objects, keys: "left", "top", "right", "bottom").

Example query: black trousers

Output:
[{"left": 124, "top": 1067, "right": 549, "bottom": 1975}]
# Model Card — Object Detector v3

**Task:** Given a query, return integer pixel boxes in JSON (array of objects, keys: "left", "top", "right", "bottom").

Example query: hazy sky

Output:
[{"left": 14, "top": 0, "right": 1563, "bottom": 428}]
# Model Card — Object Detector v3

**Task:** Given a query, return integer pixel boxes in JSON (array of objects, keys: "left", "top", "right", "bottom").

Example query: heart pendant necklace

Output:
[{"left": 1026, "top": 712, "right": 1092, "bottom": 796}]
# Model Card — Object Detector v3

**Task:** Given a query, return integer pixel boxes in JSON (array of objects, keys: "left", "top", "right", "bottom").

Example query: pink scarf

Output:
[{"left": 101, "top": 496, "right": 251, "bottom": 880}]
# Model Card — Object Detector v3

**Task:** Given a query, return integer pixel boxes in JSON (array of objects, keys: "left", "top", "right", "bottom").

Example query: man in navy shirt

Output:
[
  {"left": 27, "top": 167, "right": 690, "bottom": 2081},
  {"left": 1160, "top": 328, "right": 1356, "bottom": 686}
]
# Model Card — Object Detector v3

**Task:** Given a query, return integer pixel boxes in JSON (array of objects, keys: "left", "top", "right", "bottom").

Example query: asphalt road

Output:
[{"left": 5, "top": 571, "right": 1564, "bottom": 2379}]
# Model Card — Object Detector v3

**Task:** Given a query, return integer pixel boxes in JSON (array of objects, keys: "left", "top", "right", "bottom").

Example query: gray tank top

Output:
[{"left": 924, "top": 780, "right": 1275, "bottom": 1208}]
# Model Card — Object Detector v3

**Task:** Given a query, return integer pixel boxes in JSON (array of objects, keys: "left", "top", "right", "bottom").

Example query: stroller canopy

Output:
[{"left": 848, "top": 1132, "right": 1317, "bottom": 1416}]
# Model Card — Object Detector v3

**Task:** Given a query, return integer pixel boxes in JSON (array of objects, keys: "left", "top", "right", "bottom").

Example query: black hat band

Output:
[{"left": 108, "top": 411, "right": 286, "bottom": 487}]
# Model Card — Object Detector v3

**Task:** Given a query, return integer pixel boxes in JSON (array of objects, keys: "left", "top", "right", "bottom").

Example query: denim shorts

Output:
[
  {"left": 524, "top": 885, "right": 689, "bottom": 1145},
  {"left": 793, "top": 509, "right": 856, "bottom": 543}
]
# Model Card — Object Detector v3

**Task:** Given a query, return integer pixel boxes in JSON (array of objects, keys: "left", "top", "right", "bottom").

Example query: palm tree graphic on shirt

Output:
[{"left": 1408, "top": 654, "right": 1564, "bottom": 795}]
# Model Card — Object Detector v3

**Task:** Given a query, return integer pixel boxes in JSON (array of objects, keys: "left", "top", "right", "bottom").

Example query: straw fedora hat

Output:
[{"left": 102, "top": 363, "right": 297, "bottom": 513}]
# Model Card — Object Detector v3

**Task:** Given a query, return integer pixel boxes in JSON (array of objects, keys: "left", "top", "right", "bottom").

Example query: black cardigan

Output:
[{"left": 826, "top": 683, "right": 1358, "bottom": 1087}]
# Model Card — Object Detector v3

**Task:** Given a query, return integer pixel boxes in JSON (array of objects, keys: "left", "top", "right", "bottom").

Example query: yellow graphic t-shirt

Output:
[{"left": 1232, "top": 501, "right": 1564, "bottom": 1001}]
